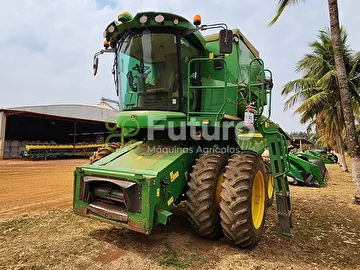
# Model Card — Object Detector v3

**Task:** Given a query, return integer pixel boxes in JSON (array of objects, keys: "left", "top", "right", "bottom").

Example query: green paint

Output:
[
  {"left": 73, "top": 141, "right": 195, "bottom": 233},
  {"left": 288, "top": 153, "right": 327, "bottom": 186},
  {"left": 116, "top": 111, "right": 187, "bottom": 128},
  {"left": 74, "top": 11, "right": 293, "bottom": 236}
]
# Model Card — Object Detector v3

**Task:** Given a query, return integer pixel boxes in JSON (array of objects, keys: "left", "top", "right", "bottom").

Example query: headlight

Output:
[
  {"left": 139, "top": 15, "right": 148, "bottom": 24},
  {"left": 155, "top": 14, "right": 165, "bottom": 23},
  {"left": 107, "top": 24, "right": 116, "bottom": 33}
]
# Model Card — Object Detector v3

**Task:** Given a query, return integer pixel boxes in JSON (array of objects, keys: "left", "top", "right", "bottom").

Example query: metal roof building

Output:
[{"left": 0, "top": 104, "right": 119, "bottom": 159}]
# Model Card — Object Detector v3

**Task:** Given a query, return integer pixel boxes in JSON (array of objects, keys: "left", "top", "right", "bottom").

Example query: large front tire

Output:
[
  {"left": 220, "top": 151, "right": 267, "bottom": 248},
  {"left": 186, "top": 153, "right": 228, "bottom": 238}
]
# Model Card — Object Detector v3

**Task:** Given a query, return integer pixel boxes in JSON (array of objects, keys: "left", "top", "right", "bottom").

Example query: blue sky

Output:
[{"left": 0, "top": 0, "right": 359, "bottom": 132}]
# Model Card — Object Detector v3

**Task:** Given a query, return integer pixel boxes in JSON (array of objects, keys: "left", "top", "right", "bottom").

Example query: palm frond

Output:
[
  {"left": 316, "top": 70, "right": 337, "bottom": 90},
  {"left": 268, "top": 0, "right": 305, "bottom": 26}
]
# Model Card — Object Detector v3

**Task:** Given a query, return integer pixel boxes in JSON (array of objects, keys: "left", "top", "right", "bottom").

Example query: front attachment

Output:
[{"left": 73, "top": 141, "right": 194, "bottom": 234}]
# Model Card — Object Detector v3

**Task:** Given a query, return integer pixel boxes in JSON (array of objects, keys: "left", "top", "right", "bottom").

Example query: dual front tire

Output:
[
  {"left": 186, "top": 153, "right": 227, "bottom": 238},
  {"left": 186, "top": 151, "right": 270, "bottom": 248}
]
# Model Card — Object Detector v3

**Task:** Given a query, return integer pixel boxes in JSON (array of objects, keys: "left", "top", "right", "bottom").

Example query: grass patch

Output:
[
  {"left": 160, "top": 241, "right": 207, "bottom": 269},
  {"left": 0, "top": 210, "right": 111, "bottom": 269},
  {"left": 161, "top": 242, "right": 187, "bottom": 269}
]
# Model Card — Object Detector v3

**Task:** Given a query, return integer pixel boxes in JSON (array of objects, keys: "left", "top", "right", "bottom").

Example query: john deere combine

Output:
[{"left": 73, "top": 11, "right": 292, "bottom": 248}]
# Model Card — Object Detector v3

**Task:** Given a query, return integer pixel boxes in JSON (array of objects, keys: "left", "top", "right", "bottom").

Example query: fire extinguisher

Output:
[{"left": 244, "top": 106, "right": 254, "bottom": 130}]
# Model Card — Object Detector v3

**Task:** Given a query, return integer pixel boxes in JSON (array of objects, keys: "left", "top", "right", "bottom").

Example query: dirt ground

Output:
[
  {"left": 0, "top": 158, "right": 359, "bottom": 270},
  {"left": 0, "top": 159, "right": 86, "bottom": 219}
]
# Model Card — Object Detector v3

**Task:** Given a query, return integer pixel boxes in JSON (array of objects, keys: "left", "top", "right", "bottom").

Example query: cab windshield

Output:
[{"left": 118, "top": 31, "right": 179, "bottom": 111}]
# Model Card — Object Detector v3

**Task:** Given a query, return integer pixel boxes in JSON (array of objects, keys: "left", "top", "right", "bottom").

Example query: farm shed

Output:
[{"left": 0, "top": 104, "right": 119, "bottom": 159}]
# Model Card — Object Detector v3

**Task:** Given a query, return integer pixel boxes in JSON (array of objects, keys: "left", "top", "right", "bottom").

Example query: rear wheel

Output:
[
  {"left": 186, "top": 153, "right": 228, "bottom": 238},
  {"left": 264, "top": 161, "right": 274, "bottom": 207},
  {"left": 220, "top": 151, "right": 267, "bottom": 248},
  {"left": 89, "top": 142, "right": 122, "bottom": 163}
]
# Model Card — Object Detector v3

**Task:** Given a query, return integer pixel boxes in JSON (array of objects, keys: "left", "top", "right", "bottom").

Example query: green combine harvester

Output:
[{"left": 73, "top": 11, "right": 292, "bottom": 248}]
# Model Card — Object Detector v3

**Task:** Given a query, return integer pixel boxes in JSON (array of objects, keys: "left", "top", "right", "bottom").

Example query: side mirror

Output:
[
  {"left": 93, "top": 57, "right": 99, "bottom": 76},
  {"left": 219, "top": 29, "right": 233, "bottom": 54},
  {"left": 92, "top": 48, "right": 116, "bottom": 76}
]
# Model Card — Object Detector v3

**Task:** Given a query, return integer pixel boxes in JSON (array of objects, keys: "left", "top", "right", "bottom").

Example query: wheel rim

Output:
[
  {"left": 268, "top": 174, "right": 274, "bottom": 201},
  {"left": 251, "top": 170, "right": 265, "bottom": 229}
]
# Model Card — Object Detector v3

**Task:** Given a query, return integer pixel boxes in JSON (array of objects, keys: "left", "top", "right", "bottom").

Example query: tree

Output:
[
  {"left": 270, "top": 0, "right": 360, "bottom": 203},
  {"left": 289, "top": 131, "right": 313, "bottom": 141},
  {"left": 281, "top": 28, "right": 360, "bottom": 172}
]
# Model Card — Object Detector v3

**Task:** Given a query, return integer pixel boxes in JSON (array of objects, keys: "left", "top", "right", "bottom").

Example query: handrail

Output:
[{"left": 248, "top": 58, "right": 266, "bottom": 115}]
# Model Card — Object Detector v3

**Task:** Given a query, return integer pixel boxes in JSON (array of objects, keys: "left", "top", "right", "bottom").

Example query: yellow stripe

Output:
[
  {"left": 26, "top": 144, "right": 102, "bottom": 151},
  {"left": 237, "top": 133, "right": 263, "bottom": 138}
]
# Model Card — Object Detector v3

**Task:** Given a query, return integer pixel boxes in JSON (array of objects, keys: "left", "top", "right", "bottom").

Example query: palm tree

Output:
[
  {"left": 282, "top": 28, "right": 360, "bottom": 171},
  {"left": 270, "top": 0, "right": 360, "bottom": 204},
  {"left": 282, "top": 71, "right": 349, "bottom": 171}
]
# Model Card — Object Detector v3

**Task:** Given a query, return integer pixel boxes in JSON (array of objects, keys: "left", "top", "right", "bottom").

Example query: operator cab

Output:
[
  {"left": 118, "top": 30, "right": 181, "bottom": 111},
  {"left": 93, "top": 12, "right": 233, "bottom": 113}
]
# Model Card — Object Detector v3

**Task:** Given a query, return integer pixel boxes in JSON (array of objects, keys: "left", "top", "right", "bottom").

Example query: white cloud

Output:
[{"left": 0, "top": 0, "right": 359, "bottom": 132}]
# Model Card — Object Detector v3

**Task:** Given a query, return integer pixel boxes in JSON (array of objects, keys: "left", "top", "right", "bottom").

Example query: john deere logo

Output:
[{"left": 130, "top": 115, "right": 137, "bottom": 121}]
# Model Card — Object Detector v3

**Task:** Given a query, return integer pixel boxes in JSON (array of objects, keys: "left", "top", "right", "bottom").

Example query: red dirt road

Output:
[{"left": 0, "top": 159, "right": 87, "bottom": 219}]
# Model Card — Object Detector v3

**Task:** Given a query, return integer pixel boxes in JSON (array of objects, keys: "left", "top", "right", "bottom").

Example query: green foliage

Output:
[
  {"left": 289, "top": 131, "right": 313, "bottom": 141},
  {"left": 281, "top": 28, "right": 360, "bottom": 149},
  {"left": 269, "top": 0, "right": 306, "bottom": 26}
]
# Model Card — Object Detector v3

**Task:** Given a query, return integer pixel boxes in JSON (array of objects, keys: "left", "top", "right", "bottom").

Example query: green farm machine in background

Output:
[
  {"left": 286, "top": 139, "right": 330, "bottom": 187},
  {"left": 73, "top": 11, "right": 292, "bottom": 248},
  {"left": 297, "top": 149, "right": 338, "bottom": 164},
  {"left": 287, "top": 153, "right": 328, "bottom": 187}
]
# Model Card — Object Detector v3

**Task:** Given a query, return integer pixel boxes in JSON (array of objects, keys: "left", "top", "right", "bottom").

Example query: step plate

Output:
[{"left": 88, "top": 201, "right": 128, "bottom": 222}]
